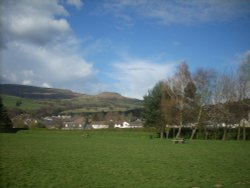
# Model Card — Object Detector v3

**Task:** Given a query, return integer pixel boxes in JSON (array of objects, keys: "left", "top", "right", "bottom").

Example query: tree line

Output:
[{"left": 143, "top": 56, "right": 250, "bottom": 140}]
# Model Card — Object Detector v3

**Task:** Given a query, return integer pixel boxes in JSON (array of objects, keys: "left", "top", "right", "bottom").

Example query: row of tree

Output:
[{"left": 143, "top": 55, "right": 250, "bottom": 139}]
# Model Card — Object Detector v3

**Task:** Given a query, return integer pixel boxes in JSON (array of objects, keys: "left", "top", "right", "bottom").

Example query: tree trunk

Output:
[
  {"left": 240, "top": 119, "right": 248, "bottom": 141},
  {"left": 176, "top": 126, "right": 182, "bottom": 138},
  {"left": 204, "top": 126, "right": 208, "bottom": 140},
  {"left": 160, "top": 125, "right": 165, "bottom": 139},
  {"left": 205, "top": 130, "right": 208, "bottom": 140},
  {"left": 173, "top": 128, "right": 175, "bottom": 138},
  {"left": 166, "top": 128, "right": 171, "bottom": 139},
  {"left": 237, "top": 125, "right": 241, "bottom": 141},
  {"left": 190, "top": 106, "right": 203, "bottom": 140},
  {"left": 176, "top": 110, "right": 183, "bottom": 138},
  {"left": 196, "top": 127, "right": 200, "bottom": 139},
  {"left": 222, "top": 127, "right": 227, "bottom": 141},
  {"left": 190, "top": 127, "right": 197, "bottom": 140},
  {"left": 160, "top": 131, "right": 164, "bottom": 139},
  {"left": 243, "top": 124, "right": 246, "bottom": 141}
]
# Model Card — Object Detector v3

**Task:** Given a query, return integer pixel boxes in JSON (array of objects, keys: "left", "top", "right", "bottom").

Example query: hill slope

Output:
[
  {"left": 96, "top": 92, "right": 126, "bottom": 99},
  {"left": 0, "top": 84, "right": 143, "bottom": 115},
  {"left": 1, "top": 94, "right": 48, "bottom": 111},
  {"left": 0, "top": 84, "right": 82, "bottom": 99}
]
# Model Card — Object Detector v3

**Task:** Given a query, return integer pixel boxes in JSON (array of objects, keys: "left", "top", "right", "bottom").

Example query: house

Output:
[
  {"left": 91, "top": 122, "right": 109, "bottom": 129},
  {"left": 114, "top": 120, "right": 144, "bottom": 128},
  {"left": 12, "top": 114, "right": 38, "bottom": 128},
  {"left": 63, "top": 122, "right": 83, "bottom": 129},
  {"left": 62, "top": 116, "right": 84, "bottom": 130},
  {"left": 114, "top": 121, "right": 132, "bottom": 128},
  {"left": 52, "top": 115, "right": 71, "bottom": 120},
  {"left": 130, "top": 119, "right": 144, "bottom": 128}
]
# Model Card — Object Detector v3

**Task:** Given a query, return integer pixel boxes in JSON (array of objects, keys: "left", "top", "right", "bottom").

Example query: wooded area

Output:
[{"left": 143, "top": 56, "right": 250, "bottom": 140}]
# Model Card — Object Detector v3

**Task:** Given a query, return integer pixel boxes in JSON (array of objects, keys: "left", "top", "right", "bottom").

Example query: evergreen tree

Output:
[
  {"left": 143, "top": 81, "right": 163, "bottom": 128},
  {"left": 0, "top": 97, "right": 13, "bottom": 128}
]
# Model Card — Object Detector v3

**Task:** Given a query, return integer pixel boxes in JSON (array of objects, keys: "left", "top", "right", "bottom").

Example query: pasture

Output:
[
  {"left": 1, "top": 129, "right": 250, "bottom": 188},
  {"left": 1, "top": 95, "right": 48, "bottom": 111}
]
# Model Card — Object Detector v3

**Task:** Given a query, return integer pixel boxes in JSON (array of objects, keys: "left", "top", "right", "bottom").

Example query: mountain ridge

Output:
[
  {"left": 0, "top": 84, "right": 132, "bottom": 100},
  {"left": 0, "top": 84, "right": 143, "bottom": 116},
  {"left": 95, "top": 92, "right": 126, "bottom": 99}
]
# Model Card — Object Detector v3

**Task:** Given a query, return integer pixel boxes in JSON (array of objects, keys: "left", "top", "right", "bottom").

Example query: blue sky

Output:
[{"left": 1, "top": 0, "right": 250, "bottom": 99}]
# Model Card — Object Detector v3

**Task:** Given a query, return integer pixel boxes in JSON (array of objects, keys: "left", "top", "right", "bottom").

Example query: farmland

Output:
[{"left": 1, "top": 129, "right": 250, "bottom": 188}]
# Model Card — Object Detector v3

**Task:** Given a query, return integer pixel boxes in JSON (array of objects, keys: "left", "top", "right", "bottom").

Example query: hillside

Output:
[
  {"left": 0, "top": 84, "right": 83, "bottom": 99},
  {"left": 96, "top": 92, "right": 125, "bottom": 99},
  {"left": 0, "top": 84, "right": 143, "bottom": 116},
  {"left": 1, "top": 95, "right": 48, "bottom": 111}
]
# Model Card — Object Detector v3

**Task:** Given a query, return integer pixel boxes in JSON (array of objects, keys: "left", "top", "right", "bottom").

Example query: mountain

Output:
[
  {"left": 96, "top": 92, "right": 126, "bottom": 99},
  {"left": 0, "top": 84, "right": 83, "bottom": 99},
  {"left": 0, "top": 84, "right": 143, "bottom": 115},
  {"left": 0, "top": 84, "right": 131, "bottom": 100}
]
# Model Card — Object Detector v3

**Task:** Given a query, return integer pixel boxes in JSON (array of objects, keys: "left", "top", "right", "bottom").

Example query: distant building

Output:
[
  {"left": 52, "top": 115, "right": 71, "bottom": 119},
  {"left": 114, "top": 120, "right": 144, "bottom": 128},
  {"left": 62, "top": 116, "right": 84, "bottom": 130},
  {"left": 91, "top": 122, "right": 109, "bottom": 129},
  {"left": 42, "top": 115, "right": 84, "bottom": 129},
  {"left": 63, "top": 122, "right": 83, "bottom": 129},
  {"left": 12, "top": 114, "right": 38, "bottom": 128},
  {"left": 115, "top": 121, "right": 130, "bottom": 128}
]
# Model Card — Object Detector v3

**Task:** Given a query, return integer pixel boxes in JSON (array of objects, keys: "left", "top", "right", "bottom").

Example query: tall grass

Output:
[{"left": 1, "top": 130, "right": 250, "bottom": 187}]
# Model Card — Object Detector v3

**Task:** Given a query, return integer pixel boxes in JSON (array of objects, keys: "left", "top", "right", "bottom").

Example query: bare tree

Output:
[
  {"left": 160, "top": 82, "right": 178, "bottom": 138},
  {"left": 237, "top": 52, "right": 250, "bottom": 100},
  {"left": 171, "top": 62, "right": 192, "bottom": 138},
  {"left": 190, "top": 68, "right": 216, "bottom": 139},
  {"left": 214, "top": 73, "right": 238, "bottom": 103},
  {"left": 239, "top": 119, "right": 249, "bottom": 141}
]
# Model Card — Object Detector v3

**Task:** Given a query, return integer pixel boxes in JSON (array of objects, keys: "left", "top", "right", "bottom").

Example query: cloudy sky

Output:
[{"left": 1, "top": 0, "right": 250, "bottom": 99}]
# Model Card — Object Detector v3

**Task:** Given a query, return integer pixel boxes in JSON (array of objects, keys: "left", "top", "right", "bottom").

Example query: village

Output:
[
  {"left": 8, "top": 112, "right": 250, "bottom": 141},
  {"left": 11, "top": 114, "right": 144, "bottom": 130}
]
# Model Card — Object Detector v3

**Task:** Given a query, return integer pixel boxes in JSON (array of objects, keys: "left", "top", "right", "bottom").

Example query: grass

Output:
[
  {"left": 1, "top": 129, "right": 250, "bottom": 188},
  {"left": 61, "top": 97, "right": 143, "bottom": 113},
  {"left": 1, "top": 94, "right": 143, "bottom": 114},
  {"left": 1, "top": 95, "right": 48, "bottom": 111},
  {"left": 62, "top": 107, "right": 138, "bottom": 113}
]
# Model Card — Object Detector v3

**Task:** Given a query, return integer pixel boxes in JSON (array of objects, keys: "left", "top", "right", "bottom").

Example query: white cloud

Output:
[
  {"left": 2, "top": 72, "right": 17, "bottom": 83},
  {"left": 66, "top": 0, "right": 84, "bottom": 10},
  {"left": 42, "top": 83, "right": 52, "bottom": 88},
  {"left": 111, "top": 57, "right": 176, "bottom": 99},
  {"left": 2, "top": 40, "right": 95, "bottom": 86},
  {"left": 82, "top": 38, "right": 113, "bottom": 56},
  {"left": 101, "top": 0, "right": 250, "bottom": 26},
  {"left": 23, "top": 70, "right": 34, "bottom": 78},
  {"left": 22, "top": 80, "right": 32, "bottom": 85},
  {"left": 1, "top": 0, "right": 71, "bottom": 46},
  {"left": 0, "top": 0, "right": 97, "bottom": 94}
]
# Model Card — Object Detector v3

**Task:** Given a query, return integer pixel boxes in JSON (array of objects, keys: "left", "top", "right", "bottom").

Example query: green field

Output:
[
  {"left": 1, "top": 93, "right": 143, "bottom": 114},
  {"left": 1, "top": 95, "right": 48, "bottom": 111},
  {"left": 62, "top": 106, "right": 139, "bottom": 113},
  {"left": 1, "top": 130, "right": 250, "bottom": 188},
  {"left": 60, "top": 96, "right": 143, "bottom": 114}
]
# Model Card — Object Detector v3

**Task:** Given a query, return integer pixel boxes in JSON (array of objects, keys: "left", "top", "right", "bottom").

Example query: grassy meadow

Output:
[
  {"left": 1, "top": 129, "right": 250, "bottom": 188},
  {"left": 1, "top": 95, "right": 48, "bottom": 111},
  {"left": 1, "top": 93, "right": 143, "bottom": 115}
]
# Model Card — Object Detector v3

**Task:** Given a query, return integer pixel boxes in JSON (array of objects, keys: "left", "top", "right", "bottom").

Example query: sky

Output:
[{"left": 1, "top": 0, "right": 250, "bottom": 99}]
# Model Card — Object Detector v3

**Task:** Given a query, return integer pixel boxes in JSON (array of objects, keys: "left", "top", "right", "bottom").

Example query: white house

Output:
[
  {"left": 62, "top": 116, "right": 84, "bottom": 130},
  {"left": 92, "top": 124, "right": 109, "bottom": 129},
  {"left": 115, "top": 121, "right": 131, "bottom": 128},
  {"left": 63, "top": 122, "right": 83, "bottom": 129}
]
